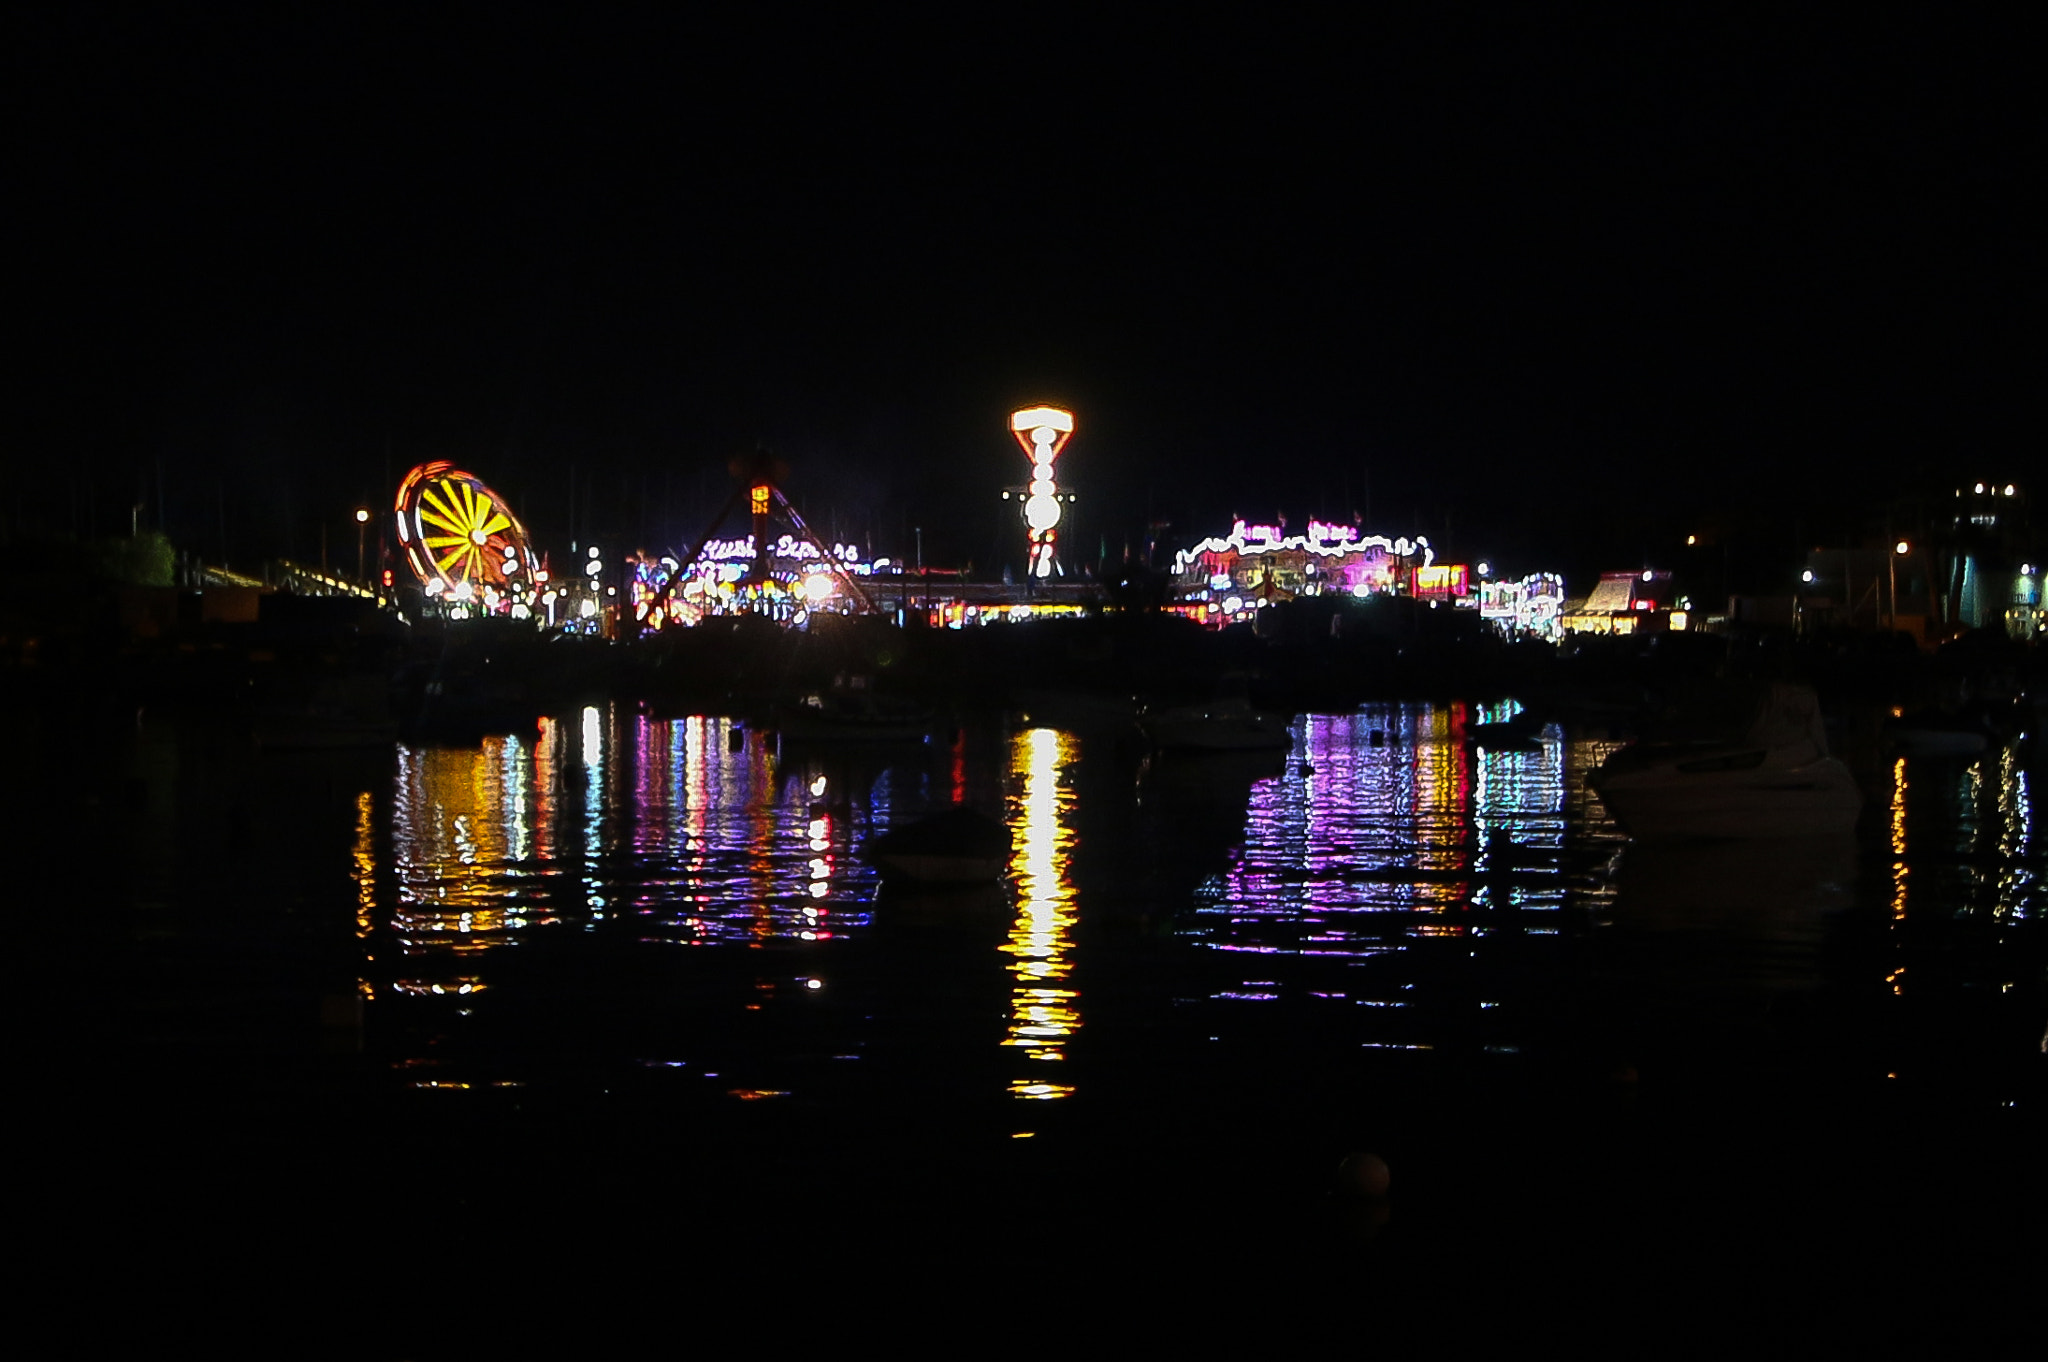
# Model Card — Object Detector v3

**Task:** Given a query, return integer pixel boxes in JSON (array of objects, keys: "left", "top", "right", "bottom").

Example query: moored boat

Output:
[
  {"left": 1590, "top": 682, "right": 1860, "bottom": 840},
  {"left": 771, "top": 688, "right": 937, "bottom": 743},
  {"left": 1138, "top": 698, "right": 1291, "bottom": 752}
]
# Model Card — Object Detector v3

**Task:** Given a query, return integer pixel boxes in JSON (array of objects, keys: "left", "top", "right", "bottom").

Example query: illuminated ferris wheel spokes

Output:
[
  {"left": 394, "top": 461, "right": 538, "bottom": 611},
  {"left": 418, "top": 478, "right": 513, "bottom": 581}
]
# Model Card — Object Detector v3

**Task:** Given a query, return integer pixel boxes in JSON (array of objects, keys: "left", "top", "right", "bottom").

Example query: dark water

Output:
[{"left": 24, "top": 700, "right": 2045, "bottom": 1333}]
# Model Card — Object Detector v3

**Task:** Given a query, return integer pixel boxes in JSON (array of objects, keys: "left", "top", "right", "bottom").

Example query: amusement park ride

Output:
[
  {"left": 1010, "top": 406, "right": 1073, "bottom": 579},
  {"left": 389, "top": 408, "right": 1083, "bottom": 631},
  {"left": 646, "top": 450, "right": 879, "bottom": 629},
  {"left": 393, "top": 462, "right": 546, "bottom": 618}
]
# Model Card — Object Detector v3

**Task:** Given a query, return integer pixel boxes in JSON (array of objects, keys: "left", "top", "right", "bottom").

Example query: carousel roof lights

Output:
[{"left": 1174, "top": 520, "right": 1435, "bottom": 572}]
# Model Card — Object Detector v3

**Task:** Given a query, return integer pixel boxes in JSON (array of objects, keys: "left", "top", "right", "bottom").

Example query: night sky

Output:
[{"left": 14, "top": 7, "right": 2037, "bottom": 585}]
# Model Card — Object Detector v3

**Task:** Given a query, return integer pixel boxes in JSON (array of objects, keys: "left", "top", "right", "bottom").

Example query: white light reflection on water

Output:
[
  {"left": 582, "top": 705, "right": 605, "bottom": 919},
  {"left": 1003, "top": 728, "right": 1080, "bottom": 1097}
]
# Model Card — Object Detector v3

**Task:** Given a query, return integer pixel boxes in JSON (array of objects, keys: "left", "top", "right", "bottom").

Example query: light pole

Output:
[{"left": 355, "top": 508, "right": 370, "bottom": 585}]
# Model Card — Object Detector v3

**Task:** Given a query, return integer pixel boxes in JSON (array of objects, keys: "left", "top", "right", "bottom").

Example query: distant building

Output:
[
  {"left": 1562, "top": 570, "right": 1684, "bottom": 636},
  {"left": 1478, "top": 573, "right": 1566, "bottom": 642},
  {"left": 2007, "top": 562, "right": 2043, "bottom": 641},
  {"left": 1947, "top": 479, "right": 2036, "bottom": 634},
  {"left": 1170, "top": 519, "right": 1464, "bottom": 624}
]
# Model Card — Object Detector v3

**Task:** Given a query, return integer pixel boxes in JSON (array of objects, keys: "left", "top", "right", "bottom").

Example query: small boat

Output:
[
  {"left": 1139, "top": 698, "right": 1292, "bottom": 752},
  {"left": 1010, "top": 687, "right": 1142, "bottom": 734},
  {"left": 1590, "top": 682, "right": 1860, "bottom": 840},
  {"left": 866, "top": 806, "right": 1013, "bottom": 884},
  {"left": 771, "top": 688, "right": 936, "bottom": 743}
]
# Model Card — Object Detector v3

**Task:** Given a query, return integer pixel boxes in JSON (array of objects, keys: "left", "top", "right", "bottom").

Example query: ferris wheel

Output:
[{"left": 393, "top": 462, "right": 540, "bottom": 610}]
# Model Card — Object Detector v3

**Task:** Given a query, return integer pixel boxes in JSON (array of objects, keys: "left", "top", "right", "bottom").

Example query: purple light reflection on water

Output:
[{"left": 1180, "top": 703, "right": 1625, "bottom": 1037}]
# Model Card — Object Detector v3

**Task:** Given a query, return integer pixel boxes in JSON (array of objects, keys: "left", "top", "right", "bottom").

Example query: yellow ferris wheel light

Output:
[{"left": 395, "top": 462, "right": 533, "bottom": 602}]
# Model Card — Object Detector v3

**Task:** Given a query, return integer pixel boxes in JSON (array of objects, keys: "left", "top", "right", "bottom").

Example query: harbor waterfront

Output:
[
  {"left": 18, "top": 8, "right": 2043, "bottom": 1342},
  {"left": 18, "top": 682, "right": 2041, "bottom": 1329}
]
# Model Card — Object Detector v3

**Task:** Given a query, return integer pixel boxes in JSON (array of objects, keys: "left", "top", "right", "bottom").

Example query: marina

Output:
[{"left": 22, "top": 686, "right": 2040, "bottom": 1327}]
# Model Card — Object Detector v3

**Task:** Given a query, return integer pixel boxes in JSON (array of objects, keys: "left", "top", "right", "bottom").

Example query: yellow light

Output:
[
  {"left": 2004, "top": 484, "right": 2016, "bottom": 497},
  {"left": 1009, "top": 406, "right": 1073, "bottom": 433},
  {"left": 355, "top": 508, "right": 370, "bottom": 523},
  {"left": 1003, "top": 729, "right": 1081, "bottom": 1088},
  {"left": 1895, "top": 540, "right": 1910, "bottom": 555}
]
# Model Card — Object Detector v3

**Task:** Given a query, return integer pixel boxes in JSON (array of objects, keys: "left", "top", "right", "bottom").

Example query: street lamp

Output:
[
  {"left": 1889, "top": 539, "right": 1909, "bottom": 632},
  {"left": 354, "top": 508, "right": 370, "bottom": 585}
]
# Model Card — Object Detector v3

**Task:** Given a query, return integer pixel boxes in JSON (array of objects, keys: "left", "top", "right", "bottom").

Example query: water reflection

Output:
[
  {"left": 351, "top": 789, "right": 375, "bottom": 942},
  {"left": 1181, "top": 704, "right": 1617, "bottom": 953},
  {"left": 1159, "top": 703, "right": 1633, "bottom": 1055},
  {"left": 318, "top": 698, "right": 2036, "bottom": 1113},
  {"left": 392, "top": 738, "right": 530, "bottom": 954},
  {"left": 1003, "top": 728, "right": 1080, "bottom": 1101},
  {"left": 373, "top": 708, "right": 888, "bottom": 1011}
]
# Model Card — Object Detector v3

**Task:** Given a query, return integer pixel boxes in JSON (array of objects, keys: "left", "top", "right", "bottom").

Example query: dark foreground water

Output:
[{"left": 21, "top": 701, "right": 2045, "bottom": 1341}]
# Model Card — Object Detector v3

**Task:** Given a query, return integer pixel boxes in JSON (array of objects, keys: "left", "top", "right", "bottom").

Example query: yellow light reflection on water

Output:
[
  {"left": 392, "top": 738, "right": 534, "bottom": 960},
  {"left": 533, "top": 716, "right": 561, "bottom": 863},
  {"left": 1890, "top": 757, "right": 1909, "bottom": 924},
  {"left": 352, "top": 790, "right": 376, "bottom": 939},
  {"left": 1002, "top": 728, "right": 1081, "bottom": 1094},
  {"left": 1409, "top": 707, "right": 1472, "bottom": 909},
  {"left": 1890, "top": 756, "right": 1908, "bottom": 1000}
]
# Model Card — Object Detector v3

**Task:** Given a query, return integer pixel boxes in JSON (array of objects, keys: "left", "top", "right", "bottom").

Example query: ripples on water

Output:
[
  {"left": 33, "top": 678, "right": 2029, "bottom": 1339},
  {"left": 323, "top": 698, "right": 2041, "bottom": 1120}
]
